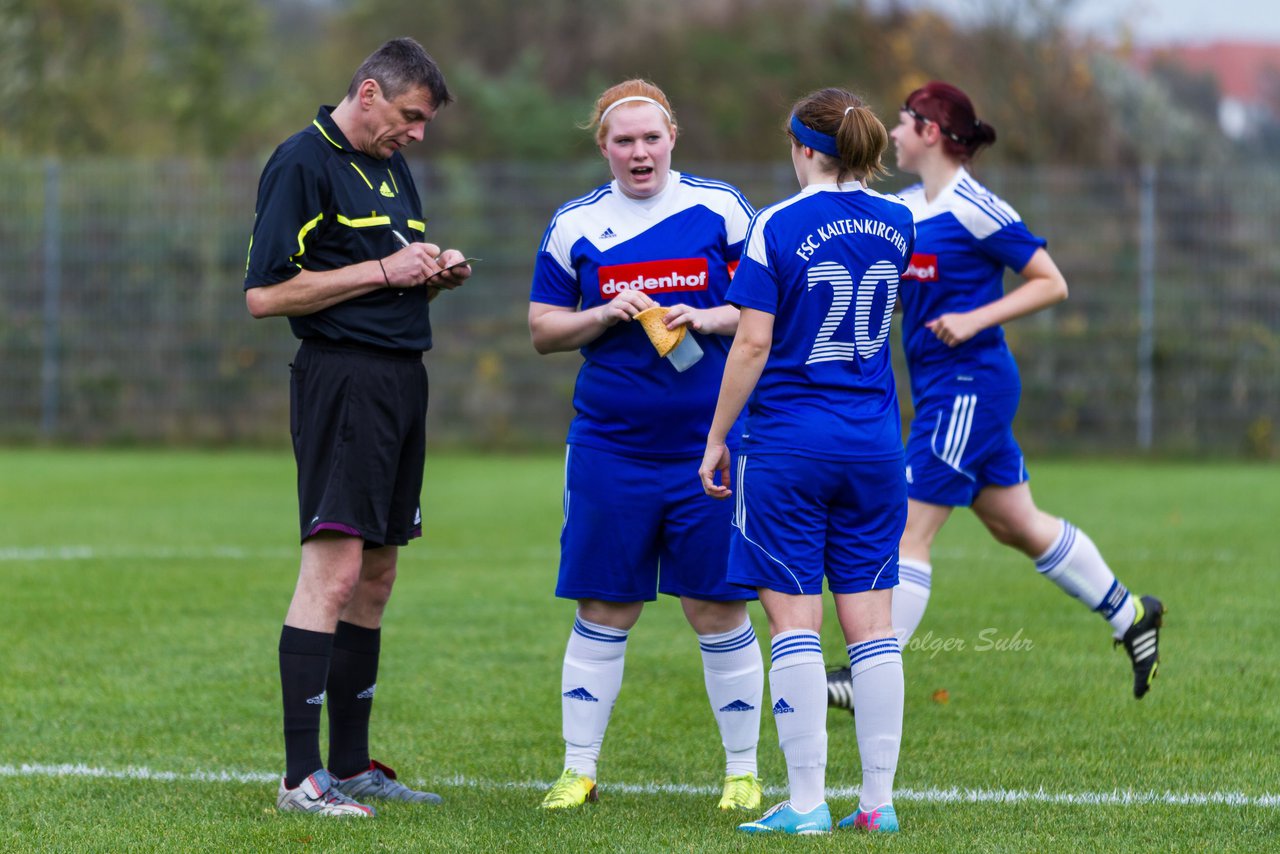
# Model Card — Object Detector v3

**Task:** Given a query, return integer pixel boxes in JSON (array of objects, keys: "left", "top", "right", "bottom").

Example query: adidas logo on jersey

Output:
[
  {"left": 599, "top": 227, "right": 617, "bottom": 239},
  {"left": 379, "top": 180, "right": 395, "bottom": 198},
  {"left": 306, "top": 691, "right": 326, "bottom": 706},
  {"left": 719, "top": 699, "right": 756, "bottom": 712},
  {"left": 356, "top": 683, "right": 376, "bottom": 700},
  {"left": 598, "top": 257, "right": 710, "bottom": 297},
  {"left": 563, "top": 687, "right": 599, "bottom": 702},
  {"left": 772, "top": 698, "right": 795, "bottom": 715},
  {"left": 903, "top": 252, "right": 938, "bottom": 282}
]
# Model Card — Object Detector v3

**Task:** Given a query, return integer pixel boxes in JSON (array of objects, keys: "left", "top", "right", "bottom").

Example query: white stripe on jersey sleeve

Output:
[
  {"left": 679, "top": 173, "right": 755, "bottom": 245},
  {"left": 743, "top": 191, "right": 811, "bottom": 267},
  {"left": 540, "top": 184, "right": 612, "bottom": 274},
  {"left": 916, "top": 168, "right": 1023, "bottom": 241}
]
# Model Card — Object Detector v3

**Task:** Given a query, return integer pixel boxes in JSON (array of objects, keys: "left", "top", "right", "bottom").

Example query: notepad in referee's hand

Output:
[{"left": 425, "top": 258, "right": 481, "bottom": 283}]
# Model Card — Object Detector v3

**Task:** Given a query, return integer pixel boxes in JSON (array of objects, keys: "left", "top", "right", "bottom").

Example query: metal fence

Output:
[{"left": 2, "top": 157, "right": 1277, "bottom": 456}]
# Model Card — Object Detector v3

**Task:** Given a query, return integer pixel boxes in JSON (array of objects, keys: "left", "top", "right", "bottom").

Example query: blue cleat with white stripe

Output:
[{"left": 737, "top": 800, "right": 832, "bottom": 835}]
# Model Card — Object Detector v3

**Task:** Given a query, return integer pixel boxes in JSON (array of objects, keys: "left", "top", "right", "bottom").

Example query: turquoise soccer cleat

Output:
[
  {"left": 838, "top": 802, "right": 899, "bottom": 832},
  {"left": 737, "top": 800, "right": 832, "bottom": 835}
]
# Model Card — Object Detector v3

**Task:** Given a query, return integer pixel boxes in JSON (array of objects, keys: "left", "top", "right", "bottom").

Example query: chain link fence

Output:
[{"left": 2, "top": 157, "right": 1276, "bottom": 456}]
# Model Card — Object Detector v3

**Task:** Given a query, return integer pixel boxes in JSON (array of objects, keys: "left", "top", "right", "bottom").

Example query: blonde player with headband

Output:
[
  {"left": 701, "top": 88, "right": 912, "bottom": 835},
  {"left": 529, "top": 80, "right": 764, "bottom": 812}
]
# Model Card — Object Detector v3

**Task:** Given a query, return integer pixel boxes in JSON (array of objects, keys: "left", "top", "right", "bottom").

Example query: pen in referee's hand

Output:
[{"left": 391, "top": 229, "right": 412, "bottom": 248}]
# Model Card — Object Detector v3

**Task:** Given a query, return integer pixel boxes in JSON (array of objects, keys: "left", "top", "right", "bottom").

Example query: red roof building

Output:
[{"left": 1134, "top": 41, "right": 1280, "bottom": 137}]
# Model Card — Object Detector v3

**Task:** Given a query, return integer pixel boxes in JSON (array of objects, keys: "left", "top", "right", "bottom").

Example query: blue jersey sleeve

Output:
[
  {"left": 725, "top": 213, "right": 778, "bottom": 313},
  {"left": 530, "top": 214, "right": 585, "bottom": 307},
  {"left": 724, "top": 192, "right": 754, "bottom": 266},
  {"left": 725, "top": 256, "right": 778, "bottom": 314},
  {"left": 976, "top": 220, "right": 1046, "bottom": 275},
  {"left": 530, "top": 249, "right": 582, "bottom": 307}
]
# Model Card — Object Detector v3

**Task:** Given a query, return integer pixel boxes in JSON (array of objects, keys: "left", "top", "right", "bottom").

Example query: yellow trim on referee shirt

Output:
[
  {"left": 292, "top": 212, "right": 324, "bottom": 261},
  {"left": 312, "top": 119, "right": 343, "bottom": 150},
  {"left": 407, "top": 220, "right": 426, "bottom": 233},
  {"left": 348, "top": 161, "right": 373, "bottom": 190},
  {"left": 387, "top": 170, "right": 400, "bottom": 194},
  {"left": 336, "top": 213, "right": 391, "bottom": 228}
]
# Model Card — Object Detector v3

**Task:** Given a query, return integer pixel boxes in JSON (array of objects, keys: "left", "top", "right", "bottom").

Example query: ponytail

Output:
[
  {"left": 837, "top": 105, "right": 889, "bottom": 184},
  {"left": 788, "top": 89, "right": 890, "bottom": 185}
]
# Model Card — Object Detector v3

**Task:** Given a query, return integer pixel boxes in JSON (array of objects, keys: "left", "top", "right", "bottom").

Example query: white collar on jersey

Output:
[
  {"left": 612, "top": 169, "right": 680, "bottom": 212},
  {"left": 919, "top": 165, "right": 971, "bottom": 209},
  {"left": 801, "top": 180, "right": 867, "bottom": 195}
]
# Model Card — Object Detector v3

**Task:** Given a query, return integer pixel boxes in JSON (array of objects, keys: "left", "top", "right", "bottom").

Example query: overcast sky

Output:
[
  {"left": 1067, "top": 0, "right": 1280, "bottom": 45},
  {"left": 887, "top": 0, "right": 1280, "bottom": 46}
]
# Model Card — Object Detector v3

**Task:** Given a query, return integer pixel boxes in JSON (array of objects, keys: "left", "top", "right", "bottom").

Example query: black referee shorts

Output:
[{"left": 289, "top": 339, "right": 428, "bottom": 547}]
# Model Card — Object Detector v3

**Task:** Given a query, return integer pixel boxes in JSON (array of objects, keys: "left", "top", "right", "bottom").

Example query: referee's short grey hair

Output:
[{"left": 347, "top": 37, "right": 453, "bottom": 108}]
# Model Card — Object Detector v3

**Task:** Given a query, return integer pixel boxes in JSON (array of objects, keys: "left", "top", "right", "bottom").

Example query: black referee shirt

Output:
[{"left": 245, "top": 106, "right": 434, "bottom": 352}]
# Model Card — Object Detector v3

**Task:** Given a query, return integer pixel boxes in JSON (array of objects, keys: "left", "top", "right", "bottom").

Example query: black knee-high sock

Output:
[
  {"left": 279, "top": 625, "right": 334, "bottom": 789},
  {"left": 326, "top": 621, "right": 381, "bottom": 779}
]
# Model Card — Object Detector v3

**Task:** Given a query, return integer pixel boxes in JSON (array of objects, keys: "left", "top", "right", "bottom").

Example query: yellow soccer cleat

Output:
[
  {"left": 540, "top": 768, "right": 598, "bottom": 809},
  {"left": 718, "top": 772, "right": 763, "bottom": 811}
]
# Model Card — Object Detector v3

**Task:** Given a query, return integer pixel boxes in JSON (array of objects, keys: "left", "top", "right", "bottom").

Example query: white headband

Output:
[{"left": 599, "top": 95, "right": 673, "bottom": 126}]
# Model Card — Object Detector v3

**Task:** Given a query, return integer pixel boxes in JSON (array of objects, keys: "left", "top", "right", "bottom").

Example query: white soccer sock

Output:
[
  {"left": 848, "top": 638, "right": 903, "bottom": 811},
  {"left": 698, "top": 618, "right": 764, "bottom": 776},
  {"left": 560, "top": 615, "right": 629, "bottom": 780},
  {"left": 893, "top": 559, "right": 932, "bottom": 647},
  {"left": 768, "top": 630, "right": 827, "bottom": 812},
  {"left": 1034, "top": 520, "right": 1137, "bottom": 638}
]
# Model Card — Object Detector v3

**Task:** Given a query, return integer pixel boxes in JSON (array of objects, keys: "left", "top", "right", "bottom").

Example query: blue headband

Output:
[{"left": 789, "top": 114, "right": 839, "bottom": 157}]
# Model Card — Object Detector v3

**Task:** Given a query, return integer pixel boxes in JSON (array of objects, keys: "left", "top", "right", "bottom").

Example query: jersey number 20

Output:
[{"left": 805, "top": 260, "right": 899, "bottom": 364}]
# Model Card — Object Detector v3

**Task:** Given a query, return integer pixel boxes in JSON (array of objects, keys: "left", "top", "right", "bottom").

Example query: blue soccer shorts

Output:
[
  {"left": 556, "top": 444, "right": 754, "bottom": 603},
  {"left": 905, "top": 388, "right": 1029, "bottom": 507},
  {"left": 727, "top": 452, "right": 906, "bottom": 596}
]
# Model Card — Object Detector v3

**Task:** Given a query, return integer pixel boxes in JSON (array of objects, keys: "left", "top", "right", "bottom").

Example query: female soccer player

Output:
[
  {"left": 700, "top": 88, "right": 912, "bottom": 835},
  {"left": 529, "top": 79, "right": 764, "bottom": 812},
  {"left": 885, "top": 81, "right": 1163, "bottom": 697}
]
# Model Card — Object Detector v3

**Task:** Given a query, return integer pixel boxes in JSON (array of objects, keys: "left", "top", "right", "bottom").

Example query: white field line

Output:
[
  {"left": 0, "top": 545, "right": 556, "bottom": 563},
  {"left": 2, "top": 763, "right": 1277, "bottom": 808},
  {"left": 0, "top": 545, "right": 1243, "bottom": 564}
]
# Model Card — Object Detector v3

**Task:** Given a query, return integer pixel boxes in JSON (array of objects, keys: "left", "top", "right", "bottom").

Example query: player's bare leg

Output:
[{"left": 829, "top": 501, "right": 949, "bottom": 713}]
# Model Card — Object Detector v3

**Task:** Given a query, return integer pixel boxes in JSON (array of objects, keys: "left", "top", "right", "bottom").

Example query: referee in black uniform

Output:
[{"left": 244, "top": 37, "right": 472, "bottom": 817}]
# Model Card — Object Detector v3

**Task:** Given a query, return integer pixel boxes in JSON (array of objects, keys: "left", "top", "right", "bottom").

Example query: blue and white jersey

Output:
[
  {"left": 728, "top": 182, "right": 914, "bottom": 461},
  {"left": 897, "top": 167, "right": 1047, "bottom": 401},
  {"left": 531, "top": 171, "right": 754, "bottom": 458}
]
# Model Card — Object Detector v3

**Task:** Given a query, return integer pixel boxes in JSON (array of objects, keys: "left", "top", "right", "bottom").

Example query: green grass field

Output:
[{"left": 2, "top": 450, "right": 1278, "bottom": 852}]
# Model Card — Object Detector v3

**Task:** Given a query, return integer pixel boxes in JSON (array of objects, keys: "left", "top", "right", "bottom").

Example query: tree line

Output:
[{"left": 0, "top": 0, "right": 1247, "bottom": 167}]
